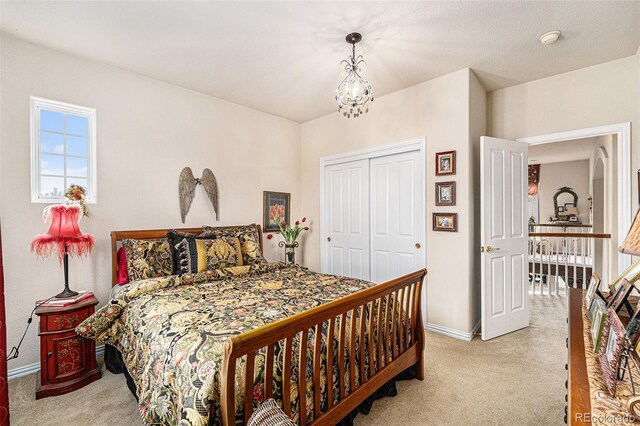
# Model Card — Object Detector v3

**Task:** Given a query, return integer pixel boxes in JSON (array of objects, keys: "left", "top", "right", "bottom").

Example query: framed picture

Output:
[
  {"left": 588, "top": 294, "right": 605, "bottom": 321},
  {"left": 590, "top": 299, "right": 607, "bottom": 352},
  {"left": 564, "top": 203, "right": 575, "bottom": 210},
  {"left": 585, "top": 273, "right": 602, "bottom": 308},
  {"left": 435, "top": 181, "right": 456, "bottom": 206},
  {"left": 607, "top": 279, "right": 634, "bottom": 314},
  {"left": 558, "top": 206, "right": 565, "bottom": 213},
  {"left": 599, "top": 309, "right": 625, "bottom": 395},
  {"left": 609, "top": 257, "right": 640, "bottom": 294},
  {"left": 626, "top": 309, "right": 640, "bottom": 346},
  {"left": 433, "top": 213, "right": 457, "bottom": 232},
  {"left": 435, "top": 151, "right": 456, "bottom": 176},
  {"left": 263, "top": 191, "right": 290, "bottom": 232}
]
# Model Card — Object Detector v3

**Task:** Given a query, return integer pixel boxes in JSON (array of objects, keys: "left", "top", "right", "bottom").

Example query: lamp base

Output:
[{"left": 55, "top": 288, "right": 79, "bottom": 299}]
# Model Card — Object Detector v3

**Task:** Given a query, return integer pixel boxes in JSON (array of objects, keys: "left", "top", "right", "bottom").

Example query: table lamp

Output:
[
  {"left": 620, "top": 208, "right": 640, "bottom": 256},
  {"left": 30, "top": 203, "right": 94, "bottom": 298}
]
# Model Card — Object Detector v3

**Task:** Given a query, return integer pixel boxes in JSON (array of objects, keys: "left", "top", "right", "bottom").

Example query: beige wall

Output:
[
  {"left": 537, "top": 160, "right": 590, "bottom": 223},
  {"left": 488, "top": 55, "right": 638, "bottom": 207},
  {"left": 300, "top": 68, "right": 484, "bottom": 335},
  {"left": 0, "top": 35, "right": 301, "bottom": 370}
]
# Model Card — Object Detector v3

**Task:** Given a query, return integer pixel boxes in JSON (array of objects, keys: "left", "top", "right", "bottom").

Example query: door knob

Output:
[
  {"left": 415, "top": 243, "right": 421, "bottom": 249},
  {"left": 483, "top": 246, "right": 501, "bottom": 253},
  {"left": 327, "top": 237, "right": 331, "bottom": 242}
]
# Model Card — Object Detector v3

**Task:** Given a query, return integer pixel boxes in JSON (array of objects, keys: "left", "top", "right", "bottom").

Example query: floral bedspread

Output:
[{"left": 76, "top": 263, "right": 380, "bottom": 425}]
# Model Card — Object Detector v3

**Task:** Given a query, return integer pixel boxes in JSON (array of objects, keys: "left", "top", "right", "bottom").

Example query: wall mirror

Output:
[{"left": 553, "top": 186, "right": 578, "bottom": 220}]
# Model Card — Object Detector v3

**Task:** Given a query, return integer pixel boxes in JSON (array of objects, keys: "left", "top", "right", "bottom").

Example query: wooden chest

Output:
[{"left": 35, "top": 296, "right": 101, "bottom": 399}]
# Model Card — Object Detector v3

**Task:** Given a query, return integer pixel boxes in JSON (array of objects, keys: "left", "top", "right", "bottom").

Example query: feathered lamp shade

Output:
[{"left": 30, "top": 204, "right": 94, "bottom": 298}]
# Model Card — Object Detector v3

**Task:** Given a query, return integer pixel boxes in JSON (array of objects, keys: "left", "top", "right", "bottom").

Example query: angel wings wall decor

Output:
[{"left": 178, "top": 167, "right": 219, "bottom": 223}]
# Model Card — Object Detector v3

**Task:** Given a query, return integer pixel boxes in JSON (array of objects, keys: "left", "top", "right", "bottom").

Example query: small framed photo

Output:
[
  {"left": 590, "top": 298, "right": 607, "bottom": 352},
  {"left": 263, "top": 191, "right": 290, "bottom": 232},
  {"left": 558, "top": 206, "right": 565, "bottom": 213},
  {"left": 599, "top": 309, "right": 625, "bottom": 396},
  {"left": 435, "top": 181, "right": 456, "bottom": 206},
  {"left": 433, "top": 213, "right": 457, "bottom": 232},
  {"left": 588, "top": 294, "right": 605, "bottom": 321},
  {"left": 585, "top": 273, "right": 602, "bottom": 308},
  {"left": 609, "top": 258, "right": 640, "bottom": 294},
  {"left": 626, "top": 309, "right": 640, "bottom": 346},
  {"left": 435, "top": 151, "right": 456, "bottom": 176},
  {"left": 607, "top": 279, "right": 634, "bottom": 314}
]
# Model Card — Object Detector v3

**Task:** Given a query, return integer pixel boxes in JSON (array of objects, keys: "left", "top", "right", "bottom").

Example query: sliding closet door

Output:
[
  {"left": 370, "top": 151, "right": 424, "bottom": 283},
  {"left": 324, "top": 160, "right": 370, "bottom": 280}
]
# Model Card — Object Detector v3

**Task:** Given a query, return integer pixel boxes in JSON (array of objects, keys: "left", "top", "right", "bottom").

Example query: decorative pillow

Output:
[
  {"left": 121, "top": 239, "right": 173, "bottom": 282},
  {"left": 116, "top": 246, "right": 130, "bottom": 285},
  {"left": 247, "top": 399, "right": 294, "bottom": 426},
  {"left": 167, "top": 231, "right": 242, "bottom": 274},
  {"left": 202, "top": 224, "right": 267, "bottom": 266}
]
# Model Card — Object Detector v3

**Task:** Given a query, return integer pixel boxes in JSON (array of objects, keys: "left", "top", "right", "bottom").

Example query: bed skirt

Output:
[{"left": 104, "top": 344, "right": 416, "bottom": 425}]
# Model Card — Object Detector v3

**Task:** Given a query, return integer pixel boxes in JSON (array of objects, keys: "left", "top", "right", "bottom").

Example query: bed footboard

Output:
[{"left": 220, "top": 268, "right": 427, "bottom": 425}]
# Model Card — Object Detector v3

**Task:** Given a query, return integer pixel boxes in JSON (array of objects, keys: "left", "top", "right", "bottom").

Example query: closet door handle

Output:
[
  {"left": 327, "top": 237, "right": 331, "bottom": 242},
  {"left": 415, "top": 243, "right": 421, "bottom": 249}
]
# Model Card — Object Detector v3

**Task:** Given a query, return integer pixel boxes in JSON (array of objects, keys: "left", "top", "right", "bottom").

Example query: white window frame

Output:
[{"left": 30, "top": 96, "right": 97, "bottom": 203}]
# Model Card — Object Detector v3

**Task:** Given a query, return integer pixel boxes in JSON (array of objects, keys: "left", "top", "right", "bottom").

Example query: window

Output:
[{"left": 30, "top": 97, "right": 96, "bottom": 203}]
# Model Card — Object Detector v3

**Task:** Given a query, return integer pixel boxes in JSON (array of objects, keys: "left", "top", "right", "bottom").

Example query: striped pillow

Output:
[
  {"left": 167, "top": 231, "right": 242, "bottom": 274},
  {"left": 247, "top": 399, "right": 294, "bottom": 426}
]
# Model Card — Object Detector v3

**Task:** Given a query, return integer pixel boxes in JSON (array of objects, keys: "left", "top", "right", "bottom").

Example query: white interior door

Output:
[
  {"left": 370, "top": 151, "right": 425, "bottom": 283},
  {"left": 481, "top": 136, "right": 529, "bottom": 340},
  {"left": 324, "top": 159, "right": 370, "bottom": 280}
]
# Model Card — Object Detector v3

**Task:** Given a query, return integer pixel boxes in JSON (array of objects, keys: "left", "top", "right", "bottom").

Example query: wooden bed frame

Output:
[{"left": 110, "top": 225, "right": 427, "bottom": 426}]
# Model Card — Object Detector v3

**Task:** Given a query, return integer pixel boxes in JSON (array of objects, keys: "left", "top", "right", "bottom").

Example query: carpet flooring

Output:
[{"left": 8, "top": 294, "right": 566, "bottom": 425}]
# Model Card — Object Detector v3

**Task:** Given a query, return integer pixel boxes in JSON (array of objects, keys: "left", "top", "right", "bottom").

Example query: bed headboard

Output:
[{"left": 110, "top": 225, "right": 264, "bottom": 287}]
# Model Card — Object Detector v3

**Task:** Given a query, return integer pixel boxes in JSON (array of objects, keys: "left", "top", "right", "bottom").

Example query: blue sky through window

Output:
[
  {"left": 38, "top": 107, "right": 89, "bottom": 198},
  {"left": 40, "top": 109, "right": 64, "bottom": 132}
]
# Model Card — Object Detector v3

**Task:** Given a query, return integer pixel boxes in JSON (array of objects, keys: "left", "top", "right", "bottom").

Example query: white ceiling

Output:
[
  {"left": 528, "top": 137, "right": 600, "bottom": 165},
  {"left": 2, "top": 1, "right": 640, "bottom": 122}
]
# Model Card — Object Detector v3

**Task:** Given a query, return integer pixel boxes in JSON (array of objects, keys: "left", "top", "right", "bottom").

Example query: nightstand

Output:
[{"left": 35, "top": 295, "right": 101, "bottom": 399}]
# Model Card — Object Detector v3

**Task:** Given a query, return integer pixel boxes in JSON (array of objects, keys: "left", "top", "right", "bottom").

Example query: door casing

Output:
[{"left": 517, "top": 122, "right": 632, "bottom": 274}]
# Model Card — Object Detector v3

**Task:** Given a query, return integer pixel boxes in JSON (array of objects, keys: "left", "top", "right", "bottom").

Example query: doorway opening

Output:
[{"left": 520, "top": 123, "right": 631, "bottom": 296}]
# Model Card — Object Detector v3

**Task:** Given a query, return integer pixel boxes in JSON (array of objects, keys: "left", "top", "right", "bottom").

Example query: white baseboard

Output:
[
  {"left": 426, "top": 321, "right": 480, "bottom": 342},
  {"left": 8, "top": 345, "right": 105, "bottom": 381}
]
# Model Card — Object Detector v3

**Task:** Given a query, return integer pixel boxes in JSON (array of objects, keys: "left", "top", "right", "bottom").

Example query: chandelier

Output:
[{"left": 336, "top": 32, "right": 373, "bottom": 118}]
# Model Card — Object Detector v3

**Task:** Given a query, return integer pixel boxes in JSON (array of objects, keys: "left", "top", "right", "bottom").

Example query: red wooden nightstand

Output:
[{"left": 35, "top": 295, "right": 101, "bottom": 399}]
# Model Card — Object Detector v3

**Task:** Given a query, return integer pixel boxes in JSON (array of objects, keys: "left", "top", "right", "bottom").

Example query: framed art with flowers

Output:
[{"left": 263, "top": 191, "right": 290, "bottom": 232}]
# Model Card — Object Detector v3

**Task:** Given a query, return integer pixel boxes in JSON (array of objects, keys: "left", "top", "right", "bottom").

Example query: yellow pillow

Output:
[{"left": 195, "top": 237, "right": 243, "bottom": 272}]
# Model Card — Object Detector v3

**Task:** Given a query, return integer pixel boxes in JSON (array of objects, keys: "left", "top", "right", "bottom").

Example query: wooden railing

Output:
[
  {"left": 528, "top": 232, "right": 610, "bottom": 295},
  {"left": 220, "top": 269, "right": 427, "bottom": 425},
  {"left": 529, "top": 223, "right": 592, "bottom": 230}
]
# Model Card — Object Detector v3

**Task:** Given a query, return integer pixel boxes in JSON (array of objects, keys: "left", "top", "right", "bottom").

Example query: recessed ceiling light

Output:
[{"left": 540, "top": 30, "right": 561, "bottom": 45}]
